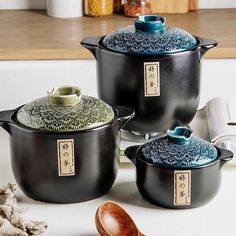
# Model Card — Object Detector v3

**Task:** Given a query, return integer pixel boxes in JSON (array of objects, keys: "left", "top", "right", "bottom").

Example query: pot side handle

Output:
[
  {"left": 197, "top": 37, "right": 218, "bottom": 60},
  {"left": 0, "top": 109, "right": 15, "bottom": 134},
  {"left": 124, "top": 145, "right": 140, "bottom": 166},
  {"left": 80, "top": 36, "right": 103, "bottom": 60},
  {"left": 114, "top": 106, "right": 135, "bottom": 131},
  {"left": 217, "top": 147, "right": 233, "bottom": 168}
]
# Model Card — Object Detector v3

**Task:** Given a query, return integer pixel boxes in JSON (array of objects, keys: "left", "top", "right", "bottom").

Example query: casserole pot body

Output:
[
  {"left": 136, "top": 159, "right": 221, "bottom": 209},
  {"left": 81, "top": 14, "right": 217, "bottom": 133},
  {"left": 95, "top": 45, "right": 200, "bottom": 132},
  {"left": 1, "top": 106, "right": 134, "bottom": 203},
  {"left": 125, "top": 145, "right": 233, "bottom": 209}
]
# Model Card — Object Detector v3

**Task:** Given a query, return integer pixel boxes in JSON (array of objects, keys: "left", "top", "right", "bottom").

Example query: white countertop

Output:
[{"left": 1, "top": 110, "right": 236, "bottom": 236}]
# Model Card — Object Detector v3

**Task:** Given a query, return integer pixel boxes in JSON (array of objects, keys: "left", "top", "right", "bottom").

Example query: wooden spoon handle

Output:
[{"left": 138, "top": 232, "right": 146, "bottom": 236}]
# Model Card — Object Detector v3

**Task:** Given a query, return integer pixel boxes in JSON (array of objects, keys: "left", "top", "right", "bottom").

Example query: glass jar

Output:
[
  {"left": 84, "top": 0, "right": 113, "bottom": 17},
  {"left": 124, "top": 0, "right": 152, "bottom": 17},
  {"left": 114, "top": 0, "right": 125, "bottom": 14}
]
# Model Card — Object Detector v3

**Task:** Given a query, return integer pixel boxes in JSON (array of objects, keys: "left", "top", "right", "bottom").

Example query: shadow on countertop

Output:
[{"left": 105, "top": 181, "right": 161, "bottom": 210}]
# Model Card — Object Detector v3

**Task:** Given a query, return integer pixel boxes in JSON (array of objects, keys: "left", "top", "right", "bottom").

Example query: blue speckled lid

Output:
[
  {"left": 140, "top": 127, "right": 218, "bottom": 168},
  {"left": 102, "top": 15, "right": 197, "bottom": 55}
]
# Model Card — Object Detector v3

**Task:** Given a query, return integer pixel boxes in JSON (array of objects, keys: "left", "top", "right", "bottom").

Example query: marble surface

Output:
[{"left": 0, "top": 109, "right": 236, "bottom": 236}]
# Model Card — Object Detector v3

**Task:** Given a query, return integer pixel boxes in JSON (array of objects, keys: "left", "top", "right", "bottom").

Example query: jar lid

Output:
[
  {"left": 16, "top": 86, "right": 115, "bottom": 132},
  {"left": 139, "top": 127, "right": 218, "bottom": 168},
  {"left": 102, "top": 15, "right": 197, "bottom": 55}
]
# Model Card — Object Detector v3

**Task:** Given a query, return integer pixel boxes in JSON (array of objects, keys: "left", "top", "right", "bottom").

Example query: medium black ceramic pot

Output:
[
  {"left": 81, "top": 15, "right": 217, "bottom": 133},
  {"left": 0, "top": 86, "right": 134, "bottom": 203},
  {"left": 125, "top": 127, "right": 233, "bottom": 209}
]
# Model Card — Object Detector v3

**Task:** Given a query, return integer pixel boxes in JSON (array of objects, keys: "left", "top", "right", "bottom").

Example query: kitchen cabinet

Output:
[{"left": 0, "top": 9, "right": 235, "bottom": 60}]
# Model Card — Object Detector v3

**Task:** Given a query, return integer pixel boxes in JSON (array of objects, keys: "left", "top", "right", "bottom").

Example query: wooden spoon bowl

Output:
[{"left": 95, "top": 201, "right": 144, "bottom": 236}]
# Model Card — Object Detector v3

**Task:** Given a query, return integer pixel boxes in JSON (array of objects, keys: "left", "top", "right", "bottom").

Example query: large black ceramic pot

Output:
[
  {"left": 0, "top": 86, "right": 134, "bottom": 203},
  {"left": 125, "top": 127, "right": 233, "bottom": 209},
  {"left": 81, "top": 15, "right": 217, "bottom": 133}
]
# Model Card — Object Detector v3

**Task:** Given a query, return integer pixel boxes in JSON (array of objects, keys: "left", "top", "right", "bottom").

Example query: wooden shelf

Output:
[{"left": 0, "top": 9, "right": 235, "bottom": 60}]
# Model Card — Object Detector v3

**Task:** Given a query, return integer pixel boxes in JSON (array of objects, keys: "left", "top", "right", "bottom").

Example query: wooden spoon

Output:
[{"left": 95, "top": 201, "right": 145, "bottom": 236}]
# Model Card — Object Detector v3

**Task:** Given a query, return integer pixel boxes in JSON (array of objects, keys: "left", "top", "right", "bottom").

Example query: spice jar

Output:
[
  {"left": 85, "top": 0, "right": 113, "bottom": 17},
  {"left": 124, "top": 0, "right": 152, "bottom": 17},
  {"left": 114, "top": 0, "right": 124, "bottom": 14}
]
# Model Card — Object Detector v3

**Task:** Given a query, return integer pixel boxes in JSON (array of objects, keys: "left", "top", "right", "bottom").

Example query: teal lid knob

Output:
[
  {"left": 167, "top": 127, "right": 193, "bottom": 144},
  {"left": 135, "top": 15, "right": 165, "bottom": 32}
]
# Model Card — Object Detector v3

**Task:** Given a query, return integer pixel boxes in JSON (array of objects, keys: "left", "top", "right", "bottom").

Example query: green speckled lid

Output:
[{"left": 16, "top": 86, "right": 115, "bottom": 132}]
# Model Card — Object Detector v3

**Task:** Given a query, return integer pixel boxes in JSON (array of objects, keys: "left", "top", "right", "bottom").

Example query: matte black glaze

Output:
[
  {"left": 125, "top": 145, "right": 233, "bottom": 209},
  {"left": 0, "top": 106, "right": 134, "bottom": 203},
  {"left": 81, "top": 36, "right": 217, "bottom": 132}
]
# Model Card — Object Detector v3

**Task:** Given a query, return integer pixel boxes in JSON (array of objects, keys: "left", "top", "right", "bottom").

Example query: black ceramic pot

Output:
[
  {"left": 0, "top": 86, "right": 134, "bottom": 203},
  {"left": 125, "top": 127, "right": 233, "bottom": 209},
  {"left": 81, "top": 15, "right": 217, "bottom": 133}
]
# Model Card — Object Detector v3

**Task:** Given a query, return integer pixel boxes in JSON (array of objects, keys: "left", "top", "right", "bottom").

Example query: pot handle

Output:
[
  {"left": 217, "top": 147, "right": 233, "bottom": 168},
  {"left": 197, "top": 37, "right": 218, "bottom": 59},
  {"left": 124, "top": 145, "right": 140, "bottom": 166},
  {"left": 0, "top": 109, "right": 15, "bottom": 134},
  {"left": 115, "top": 106, "right": 135, "bottom": 131},
  {"left": 80, "top": 36, "right": 103, "bottom": 60}
]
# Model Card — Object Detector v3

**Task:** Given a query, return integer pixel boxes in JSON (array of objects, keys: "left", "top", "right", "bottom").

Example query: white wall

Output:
[
  {"left": 0, "top": 0, "right": 235, "bottom": 9},
  {"left": 0, "top": 0, "right": 46, "bottom": 9},
  {"left": 199, "top": 59, "right": 236, "bottom": 108},
  {"left": 0, "top": 60, "right": 97, "bottom": 110},
  {"left": 0, "top": 59, "right": 235, "bottom": 111},
  {"left": 199, "top": 0, "right": 236, "bottom": 9}
]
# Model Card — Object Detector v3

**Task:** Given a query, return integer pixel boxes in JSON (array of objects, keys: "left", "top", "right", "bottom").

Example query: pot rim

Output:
[
  {"left": 98, "top": 36, "right": 201, "bottom": 57},
  {"left": 135, "top": 145, "right": 222, "bottom": 170},
  {"left": 9, "top": 105, "right": 120, "bottom": 135}
]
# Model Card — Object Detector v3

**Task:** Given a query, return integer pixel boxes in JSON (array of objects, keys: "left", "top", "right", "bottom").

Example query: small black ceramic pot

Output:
[
  {"left": 125, "top": 128, "right": 233, "bottom": 209},
  {"left": 0, "top": 87, "right": 134, "bottom": 203}
]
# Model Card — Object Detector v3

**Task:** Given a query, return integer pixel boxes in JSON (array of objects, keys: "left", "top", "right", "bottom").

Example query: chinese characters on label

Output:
[
  {"left": 174, "top": 170, "right": 191, "bottom": 206},
  {"left": 57, "top": 139, "right": 75, "bottom": 176},
  {"left": 144, "top": 62, "right": 160, "bottom": 97}
]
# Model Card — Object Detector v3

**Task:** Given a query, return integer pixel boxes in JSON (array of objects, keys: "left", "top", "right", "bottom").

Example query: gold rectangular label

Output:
[
  {"left": 144, "top": 62, "right": 160, "bottom": 97},
  {"left": 57, "top": 139, "right": 75, "bottom": 176},
  {"left": 174, "top": 170, "right": 191, "bottom": 206}
]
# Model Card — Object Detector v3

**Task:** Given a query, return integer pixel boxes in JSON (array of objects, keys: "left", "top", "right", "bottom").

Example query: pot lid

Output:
[
  {"left": 139, "top": 127, "right": 218, "bottom": 168},
  {"left": 102, "top": 15, "right": 197, "bottom": 55},
  {"left": 16, "top": 86, "right": 115, "bottom": 132}
]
